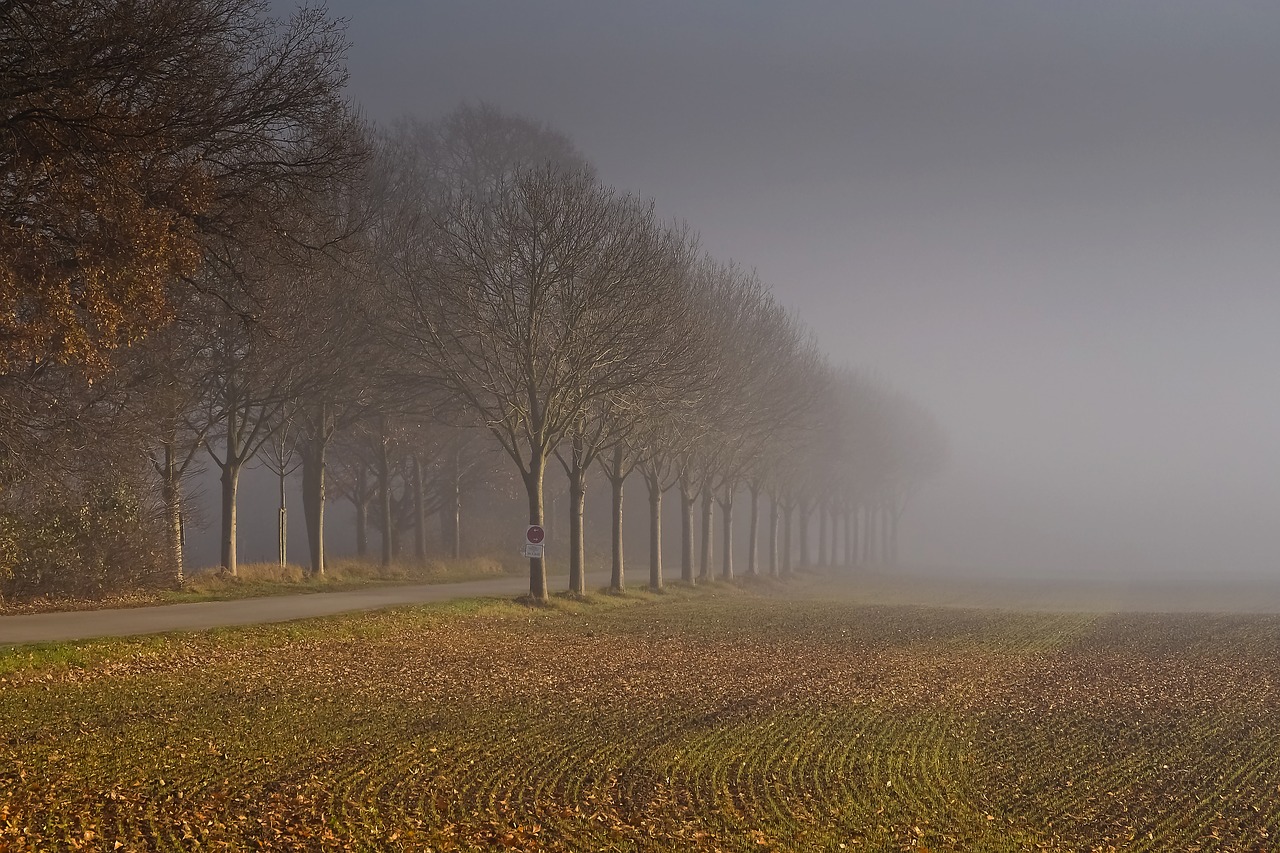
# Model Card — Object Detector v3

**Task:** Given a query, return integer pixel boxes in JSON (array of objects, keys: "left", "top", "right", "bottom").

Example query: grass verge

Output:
[
  {"left": 163, "top": 556, "right": 521, "bottom": 603},
  {"left": 0, "top": 555, "right": 525, "bottom": 615}
]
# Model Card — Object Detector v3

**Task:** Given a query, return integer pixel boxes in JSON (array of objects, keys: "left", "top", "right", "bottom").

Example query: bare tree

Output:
[
  {"left": 852, "top": 377, "right": 948, "bottom": 565},
  {"left": 199, "top": 220, "right": 356, "bottom": 576},
  {"left": 257, "top": 405, "right": 302, "bottom": 568},
  {"left": 200, "top": 258, "right": 300, "bottom": 577},
  {"left": 429, "top": 425, "right": 511, "bottom": 559},
  {"left": 637, "top": 423, "right": 687, "bottom": 590},
  {"left": 134, "top": 297, "right": 220, "bottom": 586},
  {"left": 385, "top": 163, "right": 689, "bottom": 600},
  {"left": 728, "top": 296, "right": 823, "bottom": 580},
  {"left": 329, "top": 423, "right": 379, "bottom": 558},
  {"left": 672, "top": 261, "right": 819, "bottom": 580},
  {"left": 559, "top": 220, "right": 703, "bottom": 595},
  {"left": 292, "top": 248, "right": 382, "bottom": 577}
]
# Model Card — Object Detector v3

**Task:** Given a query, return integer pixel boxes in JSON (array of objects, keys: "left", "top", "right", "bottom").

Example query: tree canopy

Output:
[{"left": 0, "top": 0, "right": 359, "bottom": 371}]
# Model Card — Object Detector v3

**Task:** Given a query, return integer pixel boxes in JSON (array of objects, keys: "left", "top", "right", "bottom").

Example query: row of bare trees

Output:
[
  {"left": 263, "top": 104, "right": 944, "bottom": 601},
  {"left": 0, "top": 1, "right": 944, "bottom": 600}
]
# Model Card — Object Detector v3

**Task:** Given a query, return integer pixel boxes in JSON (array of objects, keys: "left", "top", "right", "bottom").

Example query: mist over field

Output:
[
  {"left": 23, "top": 5, "right": 1280, "bottom": 850},
  {"left": 201, "top": 0, "right": 1280, "bottom": 582}
]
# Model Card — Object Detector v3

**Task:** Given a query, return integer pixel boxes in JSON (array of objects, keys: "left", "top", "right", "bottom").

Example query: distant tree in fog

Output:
[
  {"left": 694, "top": 262, "right": 766, "bottom": 582},
  {"left": 800, "top": 370, "right": 947, "bottom": 568},
  {"left": 290, "top": 198, "right": 383, "bottom": 578},
  {"left": 198, "top": 242, "right": 312, "bottom": 577},
  {"left": 672, "top": 261, "right": 818, "bottom": 581},
  {"left": 429, "top": 424, "right": 515, "bottom": 559},
  {"left": 873, "top": 385, "right": 948, "bottom": 564},
  {"left": 584, "top": 223, "right": 705, "bottom": 595},
  {"left": 329, "top": 425, "right": 378, "bottom": 559},
  {"left": 731, "top": 297, "right": 824, "bottom": 579}
]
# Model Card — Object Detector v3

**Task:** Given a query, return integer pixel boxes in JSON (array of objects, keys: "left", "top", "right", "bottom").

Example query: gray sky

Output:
[{"left": 293, "top": 1, "right": 1280, "bottom": 578}]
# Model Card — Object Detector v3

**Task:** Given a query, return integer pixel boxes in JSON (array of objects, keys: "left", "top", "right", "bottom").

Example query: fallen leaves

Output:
[{"left": 2, "top": 593, "right": 1280, "bottom": 850}]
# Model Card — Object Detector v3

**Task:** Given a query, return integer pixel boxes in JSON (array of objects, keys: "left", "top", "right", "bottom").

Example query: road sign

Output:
[
  {"left": 526, "top": 525, "right": 545, "bottom": 545},
  {"left": 523, "top": 543, "right": 544, "bottom": 559}
]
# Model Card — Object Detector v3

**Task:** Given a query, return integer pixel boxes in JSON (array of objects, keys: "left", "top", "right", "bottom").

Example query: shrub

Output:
[{"left": 0, "top": 480, "right": 164, "bottom": 600}]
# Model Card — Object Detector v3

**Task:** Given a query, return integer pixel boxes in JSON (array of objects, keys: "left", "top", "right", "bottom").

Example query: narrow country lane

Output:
[{"left": 0, "top": 572, "right": 612, "bottom": 645}]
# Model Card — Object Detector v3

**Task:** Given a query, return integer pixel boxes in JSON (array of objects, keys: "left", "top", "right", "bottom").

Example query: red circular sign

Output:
[{"left": 526, "top": 525, "right": 545, "bottom": 545}]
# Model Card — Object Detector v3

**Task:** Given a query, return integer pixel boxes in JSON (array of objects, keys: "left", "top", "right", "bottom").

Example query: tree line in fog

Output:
[{"left": 0, "top": 1, "right": 944, "bottom": 601}]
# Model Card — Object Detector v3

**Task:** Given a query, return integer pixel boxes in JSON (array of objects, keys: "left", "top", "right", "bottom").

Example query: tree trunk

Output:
[
  {"left": 768, "top": 494, "right": 779, "bottom": 578},
  {"left": 890, "top": 507, "right": 900, "bottom": 565},
  {"left": 719, "top": 490, "right": 734, "bottom": 580},
  {"left": 863, "top": 504, "right": 876, "bottom": 565},
  {"left": 413, "top": 456, "right": 426, "bottom": 561},
  {"left": 301, "top": 436, "right": 326, "bottom": 576},
  {"left": 217, "top": 399, "right": 242, "bottom": 577},
  {"left": 828, "top": 505, "right": 836, "bottom": 567},
  {"left": 829, "top": 504, "right": 839, "bottom": 567},
  {"left": 782, "top": 504, "right": 793, "bottom": 576},
  {"left": 610, "top": 474, "right": 625, "bottom": 592},
  {"left": 679, "top": 477, "right": 695, "bottom": 584},
  {"left": 450, "top": 449, "right": 462, "bottom": 558},
  {"left": 563, "top": 429, "right": 590, "bottom": 596},
  {"left": 746, "top": 484, "right": 760, "bottom": 577},
  {"left": 699, "top": 489, "right": 714, "bottom": 580},
  {"left": 818, "top": 502, "right": 828, "bottom": 567},
  {"left": 860, "top": 505, "right": 869, "bottom": 564},
  {"left": 844, "top": 507, "right": 853, "bottom": 569},
  {"left": 160, "top": 441, "right": 184, "bottom": 586},
  {"left": 355, "top": 500, "right": 368, "bottom": 558},
  {"left": 523, "top": 458, "right": 548, "bottom": 601},
  {"left": 378, "top": 434, "right": 392, "bottom": 569},
  {"left": 219, "top": 461, "right": 240, "bottom": 577},
  {"left": 647, "top": 478, "right": 662, "bottom": 591},
  {"left": 882, "top": 504, "right": 893, "bottom": 565},
  {"left": 299, "top": 448, "right": 320, "bottom": 573},
  {"left": 278, "top": 469, "right": 287, "bottom": 567},
  {"left": 299, "top": 403, "right": 329, "bottom": 578},
  {"left": 798, "top": 499, "right": 811, "bottom": 568},
  {"left": 568, "top": 472, "right": 586, "bottom": 595}
]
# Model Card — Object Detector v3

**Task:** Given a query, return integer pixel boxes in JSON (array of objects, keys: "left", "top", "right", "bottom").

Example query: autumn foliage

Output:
[
  {"left": 3, "top": 1, "right": 204, "bottom": 369},
  {"left": 0, "top": 0, "right": 362, "bottom": 592},
  {"left": 0, "top": 0, "right": 356, "bottom": 371}
]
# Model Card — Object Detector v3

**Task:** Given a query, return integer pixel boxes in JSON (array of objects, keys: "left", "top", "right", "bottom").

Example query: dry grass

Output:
[
  {"left": 0, "top": 555, "right": 523, "bottom": 615},
  {"left": 174, "top": 555, "right": 518, "bottom": 601}
]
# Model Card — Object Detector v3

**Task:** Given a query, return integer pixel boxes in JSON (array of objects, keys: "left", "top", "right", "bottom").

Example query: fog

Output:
[{"left": 239, "top": 0, "right": 1280, "bottom": 581}]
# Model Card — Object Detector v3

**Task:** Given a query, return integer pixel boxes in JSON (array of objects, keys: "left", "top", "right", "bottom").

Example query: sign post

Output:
[{"left": 523, "top": 524, "right": 545, "bottom": 559}]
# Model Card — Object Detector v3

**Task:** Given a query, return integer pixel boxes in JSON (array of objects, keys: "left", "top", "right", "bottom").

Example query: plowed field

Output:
[{"left": 3, "top": 580, "right": 1280, "bottom": 851}]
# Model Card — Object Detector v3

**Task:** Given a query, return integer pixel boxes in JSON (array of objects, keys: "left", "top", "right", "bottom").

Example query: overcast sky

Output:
[{"left": 283, "top": 1, "right": 1280, "bottom": 579}]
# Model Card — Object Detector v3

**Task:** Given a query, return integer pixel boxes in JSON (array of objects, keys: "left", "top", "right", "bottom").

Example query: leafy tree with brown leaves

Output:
[
  {"left": 0, "top": 0, "right": 358, "bottom": 373},
  {"left": 0, "top": 0, "right": 362, "bottom": 588}
]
